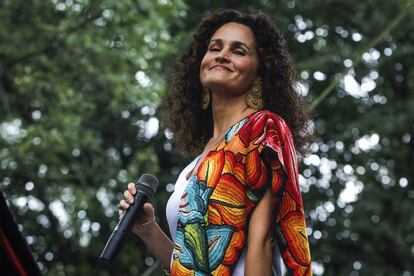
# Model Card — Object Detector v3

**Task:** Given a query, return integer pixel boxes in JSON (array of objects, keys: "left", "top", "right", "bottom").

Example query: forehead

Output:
[{"left": 210, "top": 22, "right": 256, "bottom": 47}]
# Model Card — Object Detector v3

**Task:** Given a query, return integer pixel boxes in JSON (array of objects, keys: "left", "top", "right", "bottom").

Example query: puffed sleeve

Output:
[{"left": 245, "top": 111, "right": 312, "bottom": 276}]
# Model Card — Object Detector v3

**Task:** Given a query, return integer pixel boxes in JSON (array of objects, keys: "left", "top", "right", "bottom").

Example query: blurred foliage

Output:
[{"left": 0, "top": 0, "right": 413, "bottom": 275}]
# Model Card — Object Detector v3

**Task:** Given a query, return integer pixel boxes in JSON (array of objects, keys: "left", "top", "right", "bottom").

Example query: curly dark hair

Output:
[{"left": 161, "top": 9, "right": 313, "bottom": 156}]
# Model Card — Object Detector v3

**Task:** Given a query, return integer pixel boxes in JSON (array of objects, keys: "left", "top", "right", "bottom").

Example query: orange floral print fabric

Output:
[{"left": 171, "top": 110, "right": 312, "bottom": 275}]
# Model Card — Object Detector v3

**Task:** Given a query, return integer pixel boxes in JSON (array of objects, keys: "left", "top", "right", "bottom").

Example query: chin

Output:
[
  {"left": 203, "top": 81, "right": 229, "bottom": 91},
  {"left": 202, "top": 76, "right": 229, "bottom": 88}
]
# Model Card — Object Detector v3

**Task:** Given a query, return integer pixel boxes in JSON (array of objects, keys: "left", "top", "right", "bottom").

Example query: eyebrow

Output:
[{"left": 209, "top": 39, "right": 252, "bottom": 52}]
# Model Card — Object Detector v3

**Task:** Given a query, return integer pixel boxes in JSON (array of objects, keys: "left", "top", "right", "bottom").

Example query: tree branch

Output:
[{"left": 308, "top": 0, "right": 413, "bottom": 112}]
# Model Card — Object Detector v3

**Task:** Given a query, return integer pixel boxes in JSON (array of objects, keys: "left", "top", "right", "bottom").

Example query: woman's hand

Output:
[
  {"left": 118, "top": 182, "right": 156, "bottom": 236},
  {"left": 118, "top": 183, "right": 174, "bottom": 269}
]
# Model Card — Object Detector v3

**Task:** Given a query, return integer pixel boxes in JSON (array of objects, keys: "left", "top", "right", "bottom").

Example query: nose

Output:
[{"left": 214, "top": 50, "right": 230, "bottom": 63}]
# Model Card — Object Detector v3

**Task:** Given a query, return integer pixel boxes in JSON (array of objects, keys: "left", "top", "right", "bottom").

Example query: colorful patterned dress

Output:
[{"left": 170, "top": 110, "right": 312, "bottom": 275}]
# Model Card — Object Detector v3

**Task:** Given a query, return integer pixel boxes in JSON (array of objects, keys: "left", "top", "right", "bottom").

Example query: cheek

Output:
[
  {"left": 200, "top": 53, "right": 215, "bottom": 82},
  {"left": 200, "top": 52, "right": 213, "bottom": 70},
  {"left": 237, "top": 59, "right": 258, "bottom": 76}
]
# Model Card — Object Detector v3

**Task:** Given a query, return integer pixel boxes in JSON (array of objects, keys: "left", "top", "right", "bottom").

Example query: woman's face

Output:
[{"left": 199, "top": 22, "right": 259, "bottom": 96}]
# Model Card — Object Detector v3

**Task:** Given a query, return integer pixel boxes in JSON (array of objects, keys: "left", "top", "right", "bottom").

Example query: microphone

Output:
[{"left": 100, "top": 174, "right": 159, "bottom": 267}]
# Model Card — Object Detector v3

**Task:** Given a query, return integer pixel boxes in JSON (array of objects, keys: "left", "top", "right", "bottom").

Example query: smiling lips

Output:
[{"left": 209, "top": 64, "right": 233, "bottom": 71}]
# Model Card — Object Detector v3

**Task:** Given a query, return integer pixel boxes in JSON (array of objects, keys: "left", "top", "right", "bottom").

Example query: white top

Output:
[{"left": 166, "top": 156, "right": 283, "bottom": 275}]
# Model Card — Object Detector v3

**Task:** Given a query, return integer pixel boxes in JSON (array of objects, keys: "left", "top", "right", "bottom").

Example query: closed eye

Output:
[
  {"left": 209, "top": 46, "right": 221, "bottom": 52},
  {"left": 233, "top": 50, "right": 246, "bottom": 56}
]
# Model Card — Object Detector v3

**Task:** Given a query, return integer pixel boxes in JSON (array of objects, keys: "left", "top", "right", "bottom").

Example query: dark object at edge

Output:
[{"left": 0, "top": 191, "right": 42, "bottom": 276}]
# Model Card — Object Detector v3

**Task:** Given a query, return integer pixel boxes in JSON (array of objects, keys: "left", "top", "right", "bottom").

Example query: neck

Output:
[{"left": 210, "top": 92, "right": 256, "bottom": 140}]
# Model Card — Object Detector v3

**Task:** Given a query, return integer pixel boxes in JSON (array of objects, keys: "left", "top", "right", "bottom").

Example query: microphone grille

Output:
[{"left": 136, "top": 174, "right": 159, "bottom": 195}]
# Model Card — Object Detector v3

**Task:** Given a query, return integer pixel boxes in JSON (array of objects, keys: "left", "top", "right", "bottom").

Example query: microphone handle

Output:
[{"left": 100, "top": 192, "right": 149, "bottom": 265}]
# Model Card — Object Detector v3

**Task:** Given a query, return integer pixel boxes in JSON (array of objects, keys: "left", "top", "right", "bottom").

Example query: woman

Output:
[{"left": 119, "top": 9, "right": 312, "bottom": 275}]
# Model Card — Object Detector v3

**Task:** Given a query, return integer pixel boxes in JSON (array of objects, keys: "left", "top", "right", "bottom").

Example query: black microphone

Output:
[{"left": 100, "top": 174, "right": 159, "bottom": 267}]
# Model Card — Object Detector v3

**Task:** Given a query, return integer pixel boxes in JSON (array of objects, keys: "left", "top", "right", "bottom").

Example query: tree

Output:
[{"left": 1, "top": 0, "right": 188, "bottom": 274}]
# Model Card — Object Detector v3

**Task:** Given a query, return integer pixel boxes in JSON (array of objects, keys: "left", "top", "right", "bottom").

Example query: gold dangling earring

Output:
[
  {"left": 201, "top": 88, "right": 210, "bottom": 110},
  {"left": 246, "top": 79, "right": 264, "bottom": 110}
]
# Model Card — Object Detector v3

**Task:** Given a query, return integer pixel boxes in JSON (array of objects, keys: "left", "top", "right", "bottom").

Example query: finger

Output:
[
  {"left": 119, "top": 199, "right": 129, "bottom": 210},
  {"left": 143, "top": 202, "right": 154, "bottom": 211},
  {"left": 124, "top": 190, "right": 134, "bottom": 204},
  {"left": 142, "top": 202, "right": 155, "bottom": 217},
  {"left": 128, "top": 182, "right": 136, "bottom": 195}
]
